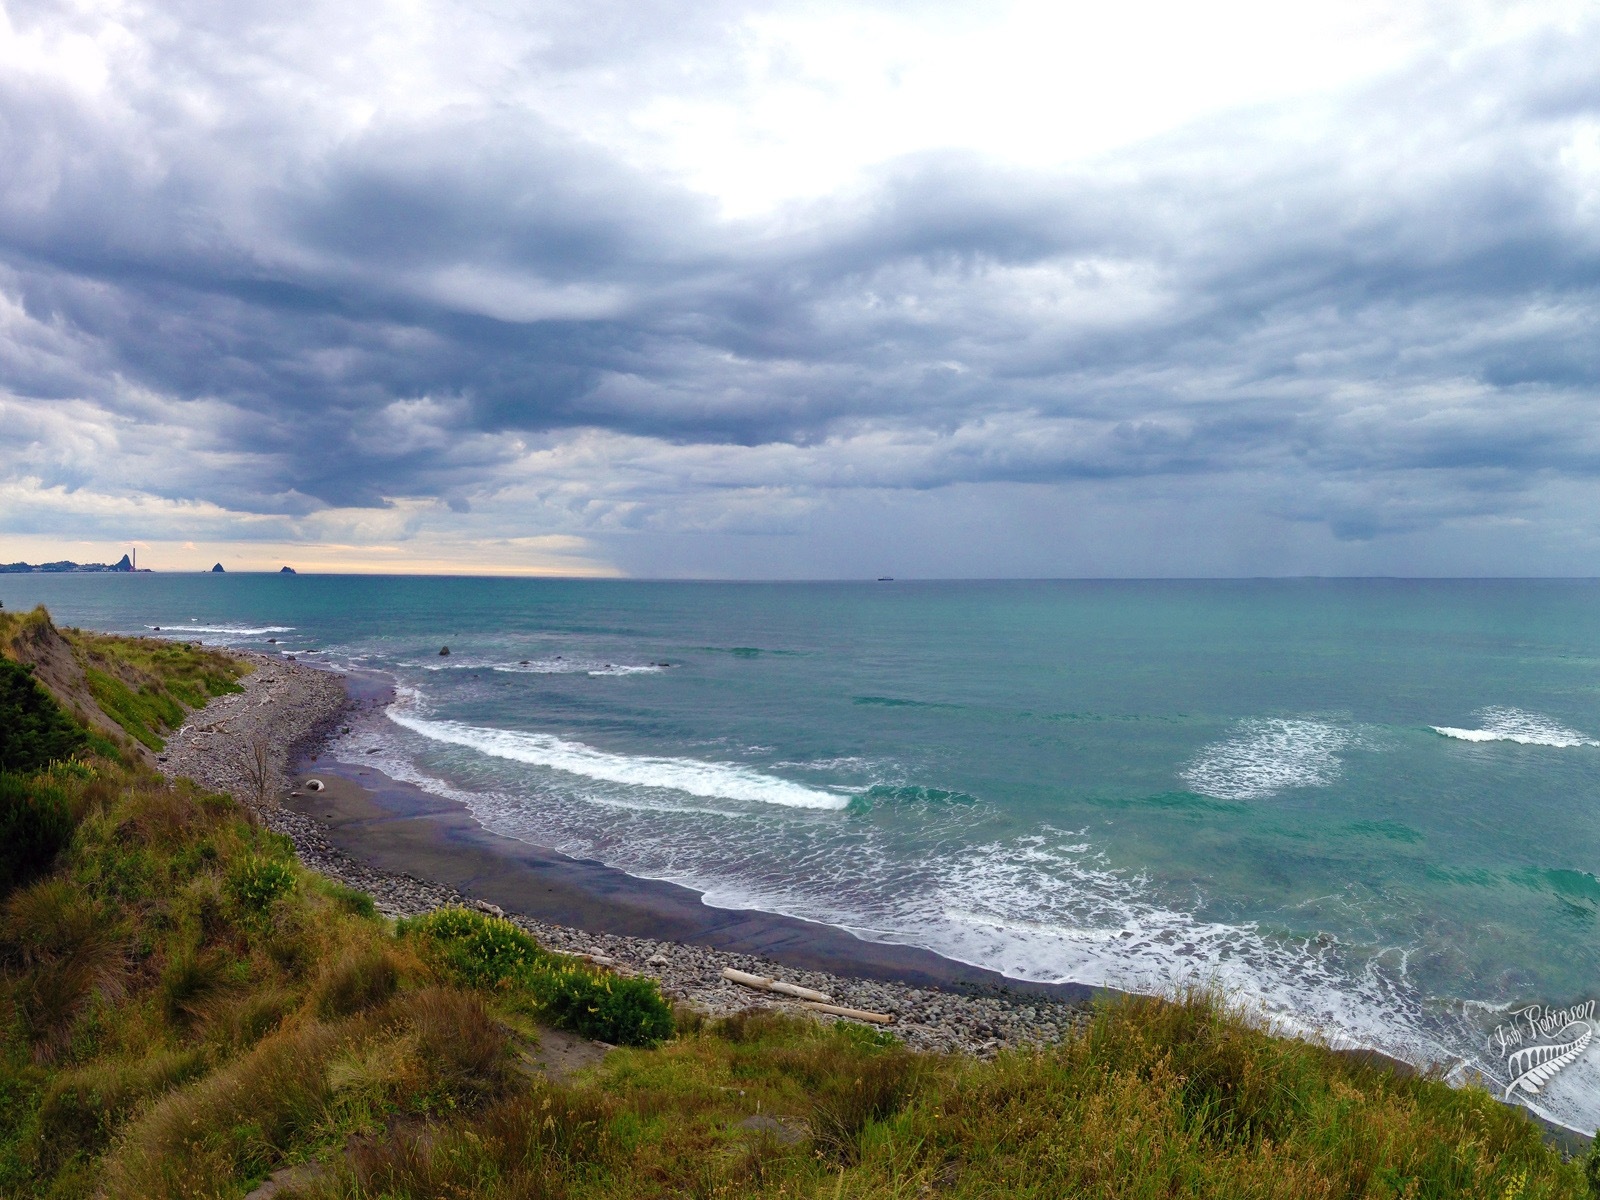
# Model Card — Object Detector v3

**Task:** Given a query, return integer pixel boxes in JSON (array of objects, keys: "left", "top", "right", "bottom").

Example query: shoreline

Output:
[
  {"left": 159, "top": 653, "right": 1097, "bottom": 1054},
  {"left": 154, "top": 648, "right": 1594, "bottom": 1148}
]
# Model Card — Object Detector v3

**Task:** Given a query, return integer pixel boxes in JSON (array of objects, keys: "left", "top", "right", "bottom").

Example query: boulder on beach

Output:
[{"left": 211, "top": 563, "right": 225, "bottom": 573}]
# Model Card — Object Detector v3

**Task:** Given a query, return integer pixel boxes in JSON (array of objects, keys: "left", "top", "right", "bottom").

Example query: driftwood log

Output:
[
  {"left": 720, "top": 968, "right": 894, "bottom": 1023},
  {"left": 801, "top": 1001, "right": 894, "bottom": 1026},
  {"left": 720, "top": 967, "right": 834, "bottom": 1003}
]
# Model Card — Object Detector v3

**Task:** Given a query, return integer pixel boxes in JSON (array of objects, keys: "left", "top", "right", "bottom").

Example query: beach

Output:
[{"left": 156, "top": 651, "right": 1095, "bottom": 1055}]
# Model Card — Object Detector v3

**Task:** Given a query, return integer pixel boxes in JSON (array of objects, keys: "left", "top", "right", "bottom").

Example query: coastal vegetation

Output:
[{"left": 1, "top": 609, "right": 1598, "bottom": 1197}]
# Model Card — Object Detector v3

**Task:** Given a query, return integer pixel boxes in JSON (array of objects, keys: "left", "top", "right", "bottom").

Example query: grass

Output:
[
  {"left": 1, "top": 606, "right": 247, "bottom": 753},
  {"left": 0, "top": 614, "right": 1597, "bottom": 1198},
  {"left": 73, "top": 631, "right": 246, "bottom": 751}
]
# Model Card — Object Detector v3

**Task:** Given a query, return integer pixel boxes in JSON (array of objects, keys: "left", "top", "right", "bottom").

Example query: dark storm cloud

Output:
[{"left": 1, "top": 0, "right": 1599, "bottom": 558}]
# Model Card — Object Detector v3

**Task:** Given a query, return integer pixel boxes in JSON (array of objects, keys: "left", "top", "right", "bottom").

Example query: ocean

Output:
[{"left": 6, "top": 574, "right": 1599, "bottom": 1131}]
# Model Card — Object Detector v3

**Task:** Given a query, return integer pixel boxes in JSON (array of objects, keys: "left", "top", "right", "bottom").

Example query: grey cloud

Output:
[{"left": 2, "top": 1, "right": 1600, "bottom": 568}]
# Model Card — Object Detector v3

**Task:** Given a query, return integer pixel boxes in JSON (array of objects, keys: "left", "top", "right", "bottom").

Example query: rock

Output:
[
  {"left": 439, "top": 646, "right": 450, "bottom": 656},
  {"left": 211, "top": 563, "right": 225, "bottom": 572},
  {"left": 305, "top": 779, "right": 325, "bottom": 792},
  {"left": 280, "top": 565, "right": 297, "bottom": 574},
  {"left": 472, "top": 899, "right": 507, "bottom": 918}
]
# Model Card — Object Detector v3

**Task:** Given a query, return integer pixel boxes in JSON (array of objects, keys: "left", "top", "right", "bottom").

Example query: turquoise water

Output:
[{"left": 7, "top": 575, "right": 1600, "bottom": 1129}]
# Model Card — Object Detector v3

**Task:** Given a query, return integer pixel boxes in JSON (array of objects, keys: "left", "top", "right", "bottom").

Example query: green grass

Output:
[
  {"left": 68, "top": 629, "right": 248, "bottom": 713},
  {"left": 0, "top": 615, "right": 1596, "bottom": 1199},
  {"left": 73, "top": 631, "right": 246, "bottom": 751},
  {"left": 1, "top": 606, "right": 247, "bottom": 753}
]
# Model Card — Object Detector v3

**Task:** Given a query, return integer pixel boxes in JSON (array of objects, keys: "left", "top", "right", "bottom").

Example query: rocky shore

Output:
[{"left": 156, "top": 653, "right": 1094, "bottom": 1056}]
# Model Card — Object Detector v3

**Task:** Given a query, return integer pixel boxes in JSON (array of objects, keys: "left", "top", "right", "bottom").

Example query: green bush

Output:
[
  {"left": 0, "top": 659, "right": 86, "bottom": 773},
  {"left": 226, "top": 856, "right": 296, "bottom": 914},
  {"left": 0, "top": 772, "right": 76, "bottom": 895},
  {"left": 400, "top": 906, "right": 674, "bottom": 1046},
  {"left": 527, "top": 962, "right": 674, "bottom": 1047},
  {"left": 399, "top": 906, "right": 548, "bottom": 989}
]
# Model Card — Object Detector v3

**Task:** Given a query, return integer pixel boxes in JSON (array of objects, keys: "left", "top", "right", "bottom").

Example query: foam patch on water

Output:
[
  {"left": 1181, "top": 719, "right": 1352, "bottom": 799},
  {"left": 1430, "top": 707, "right": 1598, "bottom": 747},
  {"left": 389, "top": 707, "right": 849, "bottom": 810}
]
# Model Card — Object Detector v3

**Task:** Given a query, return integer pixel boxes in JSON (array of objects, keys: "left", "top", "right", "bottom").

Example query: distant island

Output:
[{"left": 0, "top": 554, "right": 150, "bottom": 574}]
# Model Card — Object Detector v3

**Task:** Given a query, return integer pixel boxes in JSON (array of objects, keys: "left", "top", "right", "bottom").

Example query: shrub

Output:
[
  {"left": 399, "top": 906, "right": 548, "bottom": 989},
  {"left": 0, "top": 772, "right": 76, "bottom": 895},
  {"left": 400, "top": 906, "right": 674, "bottom": 1046},
  {"left": 527, "top": 962, "right": 674, "bottom": 1048},
  {"left": 226, "top": 855, "right": 296, "bottom": 914},
  {"left": 0, "top": 659, "right": 86, "bottom": 773}
]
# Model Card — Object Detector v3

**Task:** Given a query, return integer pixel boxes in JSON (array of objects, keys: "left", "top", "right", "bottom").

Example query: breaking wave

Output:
[
  {"left": 1430, "top": 707, "right": 1598, "bottom": 747},
  {"left": 149, "top": 624, "right": 295, "bottom": 637},
  {"left": 388, "top": 708, "right": 849, "bottom": 810}
]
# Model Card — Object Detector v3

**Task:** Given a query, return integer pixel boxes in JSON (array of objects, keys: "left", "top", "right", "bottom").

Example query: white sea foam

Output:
[
  {"left": 1180, "top": 719, "right": 1352, "bottom": 799},
  {"left": 1430, "top": 707, "right": 1597, "bottom": 747},
  {"left": 150, "top": 624, "right": 294, "bottom": 636},
  {"left": 388, "top": 708, "right": 849, "bottom": 810}
]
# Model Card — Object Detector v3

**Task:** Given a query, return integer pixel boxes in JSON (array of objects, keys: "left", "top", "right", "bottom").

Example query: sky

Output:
[{"left": 1, "top": 0, "right": 1598, "bottom": 577}]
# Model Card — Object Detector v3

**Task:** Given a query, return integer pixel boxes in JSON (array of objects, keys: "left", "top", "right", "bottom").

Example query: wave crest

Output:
[
  {"left": 388, "top": 709, "right": 848, "bottom": 810},
  {"left": 1430, "top": 707, "right": 1597, "bottom": 747}
]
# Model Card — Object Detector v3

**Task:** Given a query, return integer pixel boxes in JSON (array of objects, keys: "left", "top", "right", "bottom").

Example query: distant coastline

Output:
[{"left": 0, "top": 553, "right": 150, "bottom": 574}]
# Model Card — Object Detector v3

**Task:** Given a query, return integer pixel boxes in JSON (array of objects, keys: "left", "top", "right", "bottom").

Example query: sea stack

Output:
[
  {"left": 280, "top": 565, "right": 297, "bottom": 574},
  {"left": 439, "top": 646, "right": 450, "bottom": 656},
  {"left": 211, "top": 563, "right": 225, "bottom": 573}
]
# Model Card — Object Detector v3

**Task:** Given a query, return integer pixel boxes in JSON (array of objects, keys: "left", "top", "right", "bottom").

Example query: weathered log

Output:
[
  {"left": 800, "top": 1001, "right": 893, "bottom": 1025},
  {"left": 720, "top": 967, "right": 833, "bottom": 1003}
]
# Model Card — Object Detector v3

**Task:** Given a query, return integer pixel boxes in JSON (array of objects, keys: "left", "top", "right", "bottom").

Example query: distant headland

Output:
[{"left": 0, "top": 554, "right": 150, "bottom": 574}]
